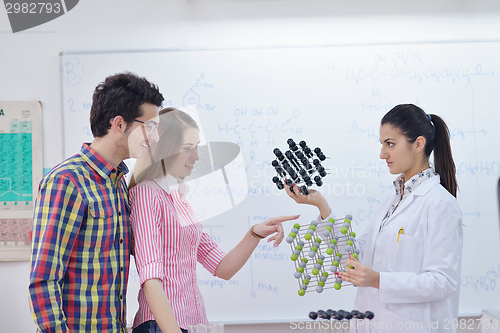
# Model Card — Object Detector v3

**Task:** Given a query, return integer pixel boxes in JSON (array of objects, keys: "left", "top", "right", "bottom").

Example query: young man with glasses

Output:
[{"left": 29, "top": 72, "right": 164, "bottom": 333}]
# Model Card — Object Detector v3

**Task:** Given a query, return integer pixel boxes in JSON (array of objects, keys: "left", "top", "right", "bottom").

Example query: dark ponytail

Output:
[{"left": 381, "top": 104, "right": 458, "bottom": 197}]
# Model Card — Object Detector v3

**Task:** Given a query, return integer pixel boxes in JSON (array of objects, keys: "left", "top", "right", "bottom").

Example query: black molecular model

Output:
[
  {"left": 309, "top": 309, "right": 374, "bottom": 321},
  {"left": 272, "top": 138, "right": 327, "bottom": 195}
]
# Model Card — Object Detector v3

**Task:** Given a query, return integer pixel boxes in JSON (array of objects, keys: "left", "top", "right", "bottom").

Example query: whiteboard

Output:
[{"left": 60, "top": 42, "right": 500, "bottom": 323}]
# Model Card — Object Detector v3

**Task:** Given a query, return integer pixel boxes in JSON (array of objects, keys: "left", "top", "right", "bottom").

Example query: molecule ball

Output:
[
  {"left": 329, "top": 244, "right": 336, "bottom": 249},
  {"left": 298, "top": 289, "right": 306, "bottom": 296},
  {"left": 297, "top": 267, "right": 304, "bottom": 273},
  {"left": 294, "top": 272, "right": 302, "bottom": 279},
  {"left": 326, "top": 248, "right": 334, "bottom": 255},
  {"left": 333, "top": 260, "right": 339, "bottom": 267},
  {"left": 318, "top": 281, "right": 325, "bottom": 287},
  {"left": 336, "top": 252, "right": 343, "bottom": 258},
  {"left": 314, "top": 264, "right": 321, "bottom": 270},
  {"left": 320, "top": 276, "right": 327, "bottom": 282},
  {"left": 345, "top": 245, "right": 352, "bottom": 252},
  {"left": 330, "top": 265, "right": 338, "bottom": 273},
  {"left": 307, "top": 229, "right": 314, "bottom": 235},
  {"left": 334, "top": 283, "right": 341, "bottom": 290},
  {"left": 291, "top": 228, "right": 299, "bottom": 234},
  {"left": 301, "top": 284, "right": 308, "bottom": 291},
  {"left": 335, "top": 256, "right": 341, "bottom": 262},
  {"left": 286, "top": 236, "right": 294, "bottom": 244},
  {"left": 346, "top": 214, "right": 353, "bottom": 220},
  {"left": 298, "top": 240, "right": 305, "bottom": 246},
  {"left": 322, "top": 272, "right": 329, "bottom": 278},
  {"left": 353, "top": 248, "right": 360, "bottom": 255},
  {"left": 304, "top": 233, "right": 312, "bottom": 241},
  {"left": 289, "top": 232, "right": 296, "bottom": 238},
  {"left": 325, "top": 225, "right": 332, "bottom": 232},
  {"left": 291, "top": 254, "right": 298, "bottom": 261},
  {"left": 328, "top": 218, "right": 335, "bottom": 223},
  {"left": 299, "top": 262, "right": 306, "bottom": 268},
  {"left": 301, "top": 258, "right": 309, "bottom": 263},
  {"left": 293, "top": 223, "right": 301, "bottom": 229},
  {"left": 323, "top": 230, "right": 331, "bottom": 237},
  {"left": 353, "top": 253, "right": 359, "bottom": 259},
  {"left": 308, "top": 225, "right": 316, "bottom": 231},
  {"left": 343, "top": 222, "right": 350, "bottom": 229},
  {"left": 309, "top": 312, "right": 318, "bottom": 320},
  {"left": 341, "top": 227, "right": 348, "bottom": 234},
  {"left": 336, "top": 278, "right": 342, "bottom": 284},
  {"left": 313, "top": 242, "right": 320, "bottom": 248},
  {"left": 305, "top": 274, "right": 312, "bottom": 280},
  {"left": 316, "top": 286, "right": 324, "bottom": 293},
  {"left": 350, "top": 232, "right": 356, "bottom": 237},
  {"left": 347, "top": 240, "right": 354, "bottom": 246},
  {"left": 295, "top": 245, "right": 303, "bottom": 251},
  {"left": 332, "top": 235, "right": 339, "bottom": 241},
  {"left": 327, "top": 222, "right": 334, "bottom": 228},
  {"left": 293, "top": 250, "right": 301, "bottom": 256},
  {"left": 303, "top": 279, "right": 310, "bottom": 285},
  {"left": 317, "top": 259, "right": 324, "bottom": 265},
  {"left": 311, "top": 220, "right": 319, "bottom": 226},
  {"left": 319, "top": 254, "right": 325, "bottom": 260},
  {"left": 311, "top": 246, "right": 318, "bottom": 252},
  {"left": 344, "top": 219, "right": 351, "bottom": 224},
  {"left": 330, "top": 239, "right": 338, "bottom": 245},
  {"left": 312, "top": 268, "right": 320, "bottom": 275},
  {"left": 315, "top": 237, "right": 322, "bottom": 244},
  {"left": 308, "top": 251, "right": 316, "bottom": 258}
]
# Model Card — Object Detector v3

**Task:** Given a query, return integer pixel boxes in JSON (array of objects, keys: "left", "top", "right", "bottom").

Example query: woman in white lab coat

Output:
[{"left": 286, "top": 104, "right": 462, "bottom": 333}]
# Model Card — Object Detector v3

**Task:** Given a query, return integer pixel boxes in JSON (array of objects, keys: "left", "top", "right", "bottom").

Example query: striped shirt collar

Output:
[
  {"left": 79, "top": 142, "right": 129, "bottom": 179},
  {"left": 154, "top": 174, "right": 188, "bottom": 195}
]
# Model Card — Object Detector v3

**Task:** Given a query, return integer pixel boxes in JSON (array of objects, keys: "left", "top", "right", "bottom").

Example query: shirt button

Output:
[
  {"left": 120, "top": 239, "right": 123, "bottom": 244},
  {"left": 120, "top": 295, "right": 123, "bottom": 300},
  {"left": 120, "top": 267, "right": 123, "bottom": 272},
  {"left": 376, "top": 258, "right": 381, "bottom": 263},
  {"left": 118, "top": 211, "right": 121, "bottom": 216},
  {"left": 372, "top": 290, "right": 377, "bottom": 296}
]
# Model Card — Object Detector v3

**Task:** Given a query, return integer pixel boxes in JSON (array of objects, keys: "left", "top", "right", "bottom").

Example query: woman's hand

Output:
[
  {"left": 253, "top": 215, "right": 300, "bottom": 247},
  {"left": 284, "top": 183, "right": 331, "bottom": 219},
  {"left": 337, "top": 254, "right": 380, "bottom": 289}
]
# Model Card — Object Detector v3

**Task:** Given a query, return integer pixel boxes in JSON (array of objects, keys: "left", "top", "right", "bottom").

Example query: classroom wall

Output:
[{"left": 1, "top": 1, "right": 500, "bottom": 331}]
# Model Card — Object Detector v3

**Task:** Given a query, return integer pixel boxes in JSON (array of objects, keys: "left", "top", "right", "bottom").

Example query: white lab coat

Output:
[{"left": 353, "top": 175, "right": 463, "bottom": 333}]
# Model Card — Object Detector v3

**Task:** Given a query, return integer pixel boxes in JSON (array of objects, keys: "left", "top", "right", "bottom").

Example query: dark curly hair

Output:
[{"left": 89, "top": 72, "right": 164, "bottom": 137}]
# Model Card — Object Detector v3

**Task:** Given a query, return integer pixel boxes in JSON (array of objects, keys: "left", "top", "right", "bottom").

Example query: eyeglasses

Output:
[
  {"left": 110, "top": 117, "right": 159, "bottom": 136},
  {"left": 133, "top": 119, "right": 158, "bottom": 135}
]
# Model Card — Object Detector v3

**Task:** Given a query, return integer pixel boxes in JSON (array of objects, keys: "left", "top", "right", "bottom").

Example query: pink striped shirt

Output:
[{"left": 129, "top": 177, "right": 225, "bottom": 329}]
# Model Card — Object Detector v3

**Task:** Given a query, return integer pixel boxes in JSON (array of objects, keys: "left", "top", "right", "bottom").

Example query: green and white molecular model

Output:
[{"left": 285, "top": 215, "right": 359, "bottom": 296}]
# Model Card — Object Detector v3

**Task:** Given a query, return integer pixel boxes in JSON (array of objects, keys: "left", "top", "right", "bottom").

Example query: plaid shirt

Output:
[{"left": 29, "top": 143, "right": 130, "bottom": 333}]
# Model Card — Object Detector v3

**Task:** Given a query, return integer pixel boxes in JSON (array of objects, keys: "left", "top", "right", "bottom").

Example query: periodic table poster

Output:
[{"left": 0, "top": 102, "right": 43, "bottom": 261}]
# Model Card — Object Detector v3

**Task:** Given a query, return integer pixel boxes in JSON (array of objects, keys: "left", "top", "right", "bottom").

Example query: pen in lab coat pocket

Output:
[{"left": 397, "top": 227, "right": 403, "bottom": 242}]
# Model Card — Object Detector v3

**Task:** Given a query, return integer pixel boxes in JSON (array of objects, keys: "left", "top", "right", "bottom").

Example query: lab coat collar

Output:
[{"left": 386, "top": 173, "right": 441, "bottom": 222}]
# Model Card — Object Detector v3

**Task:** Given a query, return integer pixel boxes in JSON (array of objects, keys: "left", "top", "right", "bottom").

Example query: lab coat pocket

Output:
[
  {"left": 380, "top": 306, "right": 429, "bottom": 332},
  {"left": 392, "top": 234, "right": 424, "bottom": 274}
]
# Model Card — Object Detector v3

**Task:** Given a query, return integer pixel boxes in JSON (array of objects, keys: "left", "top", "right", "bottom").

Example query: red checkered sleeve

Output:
[{"left": 29, "top": 174, "right": 84, "bottom": 333}]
